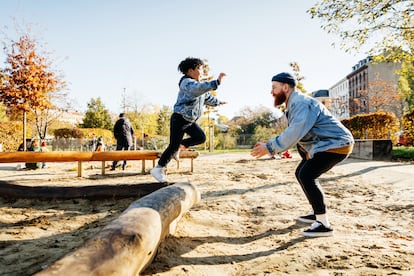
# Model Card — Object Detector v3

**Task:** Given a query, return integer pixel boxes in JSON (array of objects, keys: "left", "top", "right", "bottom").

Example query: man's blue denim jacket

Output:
[
  {"left": 266, "top": 90, "right": 354, "bottom": 159},
  {"left": 174, "top": 76, "right": 221, "bottom": 122}
]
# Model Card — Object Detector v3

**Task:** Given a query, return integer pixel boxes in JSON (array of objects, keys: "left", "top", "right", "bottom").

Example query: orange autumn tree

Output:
[
  {"left": 0, "top": 34, "right": 64, "bottom": 149},
  {"left": 289, "top": 61, "right": 306, "bottom": 93},
  {"left": 201, "top": 59, "right": 219, "bottom": 152},
  {"left": 355, "top": 72, "right": 403, "bottom": 120}
]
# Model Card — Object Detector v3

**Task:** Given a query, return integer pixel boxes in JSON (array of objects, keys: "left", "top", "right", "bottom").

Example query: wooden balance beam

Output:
[
  {"left": 0, "top": 150, "right": 199, "bottom": 177},
  {"left": 35, "top": 182, "right": 201, "bottom": 275}
]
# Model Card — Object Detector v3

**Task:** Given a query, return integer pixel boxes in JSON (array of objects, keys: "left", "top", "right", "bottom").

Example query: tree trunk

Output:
[
  {"left": 23, "top": 111, "right": 27, "bottom": 151},
  {"left": 35, "top": 182, "right": 200, "bottom": 275}
]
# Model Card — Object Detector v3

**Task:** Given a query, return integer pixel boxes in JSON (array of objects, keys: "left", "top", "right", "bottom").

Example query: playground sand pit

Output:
[{"left": 0, "top": 152, "right": 413, "bottom": 275}]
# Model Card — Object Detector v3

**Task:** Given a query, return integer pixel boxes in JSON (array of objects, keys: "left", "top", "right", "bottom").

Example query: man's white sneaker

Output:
[
  {"left": 150, "top": 167, "right": 168, "bottom": 183},
  {"left": 302, "top": 221, "right": 333, "bottom": 237}
]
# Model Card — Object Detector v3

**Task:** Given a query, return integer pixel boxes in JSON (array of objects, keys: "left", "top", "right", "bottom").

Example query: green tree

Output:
[
  {"left": 125, "top": 104, "right": 158, "bottom": 148},
  {"left": 81, "top": 97, "right": 112, "bottom": 130},
  {"left": 156, "top": 105, "right": 172, "bottom": 136},
  {"left": 127, "top": 105, "right": 158, "bottom": 136},
  {"left": 308, "top": 0, "right": 413, "bottom": 62},
  {"left": 399, "top": 59, "right": 414, "bottom": 112},
  {"left": 401, "top": 109, "right": 414, "bottom": 143},
  {"left": 238, "top": 106, "right": 279, "bottom": 134},
  {"left": 253, "top": 125, "right": 274, "bottom": 143},
  {"left": 309, "top": 1, "right": 414, "bottom": 124}
]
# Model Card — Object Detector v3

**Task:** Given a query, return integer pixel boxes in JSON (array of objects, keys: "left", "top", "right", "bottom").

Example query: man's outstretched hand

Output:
[{"left": 251, "top": 142, "right": 269, "bottom": 159}]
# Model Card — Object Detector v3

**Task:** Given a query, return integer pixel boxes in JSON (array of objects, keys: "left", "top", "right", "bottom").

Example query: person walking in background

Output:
[
  {"left": 40, "top": 141, "right": 48, "bottom": 168},
  {"left": 251, "top": 72, "right": 354, "bottom": 237},
  {"left": 111, "top": 113, "right": 134, "bottom": 171},
  {"left": 150, "top": 57, "right": 227, "bottom": 183},
  {"left": 25, "top": 140, "right": 42, "bottom": 170}
]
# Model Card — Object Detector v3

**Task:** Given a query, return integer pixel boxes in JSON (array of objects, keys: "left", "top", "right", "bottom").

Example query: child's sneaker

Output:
[
  {"left": 150, "top": 166, "right": 168, "bottom": 183},
  {"left": 302, "top": 221, "right": 333, "bottom": 237},
  {"left": 297, "top": 214, "right": 316, "bottom": 224}
]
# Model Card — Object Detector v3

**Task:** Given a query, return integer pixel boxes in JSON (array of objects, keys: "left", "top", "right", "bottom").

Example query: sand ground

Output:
[{"left": 0, "top": 152, "right": 413, "bottom": 275}]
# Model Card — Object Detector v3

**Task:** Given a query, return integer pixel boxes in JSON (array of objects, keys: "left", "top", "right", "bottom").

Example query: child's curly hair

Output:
[{"left": 178, "top": 57, "right": 204, "bottom": 74}]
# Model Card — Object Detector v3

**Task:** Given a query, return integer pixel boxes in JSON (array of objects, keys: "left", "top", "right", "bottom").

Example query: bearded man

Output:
[{"left": 251, "top": 72, "right": 354, "bottom": 237}]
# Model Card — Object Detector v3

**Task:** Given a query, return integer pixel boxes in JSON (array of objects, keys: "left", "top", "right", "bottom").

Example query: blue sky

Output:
[{"left": 0, "top": 0, "right": 365, "bottom": 119}]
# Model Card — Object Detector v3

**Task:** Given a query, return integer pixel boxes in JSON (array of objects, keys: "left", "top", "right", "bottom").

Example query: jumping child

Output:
[{"left": 151, "top": 57, "right": 227, "bottom": 182}]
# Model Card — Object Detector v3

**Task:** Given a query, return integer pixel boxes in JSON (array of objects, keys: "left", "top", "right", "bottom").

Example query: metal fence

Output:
[
  {"left": 45, "top": 134, "right": 255, "bottom": 152},
  {"left": 49, "top": 138, "right": 106, "bottom": 151},
  {"left": 49, "top": 137, "right": 168, "bottom": 152}
]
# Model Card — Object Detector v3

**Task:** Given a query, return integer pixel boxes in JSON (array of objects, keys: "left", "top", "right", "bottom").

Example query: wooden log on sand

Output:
[
  {"left": 35, "top": 182, "right": 201, "bottom": 276},
  {"left": 0, "top": 180, "right": 168, "bottom": 200}
]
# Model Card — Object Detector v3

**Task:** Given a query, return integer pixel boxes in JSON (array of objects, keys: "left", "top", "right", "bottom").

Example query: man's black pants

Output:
[{"left": 295, "top": 146, "right": 349, "bottom": 215}]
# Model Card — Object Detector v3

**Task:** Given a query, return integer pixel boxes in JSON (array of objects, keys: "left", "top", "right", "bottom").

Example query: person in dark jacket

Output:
[{"left": 111, "top": 113, "right": 134, "bottom": 170}]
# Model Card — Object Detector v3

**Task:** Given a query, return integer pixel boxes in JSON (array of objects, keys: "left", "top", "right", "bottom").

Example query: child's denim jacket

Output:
[{"left": 174, "top": 76, "right": 221, "bottom": 122}]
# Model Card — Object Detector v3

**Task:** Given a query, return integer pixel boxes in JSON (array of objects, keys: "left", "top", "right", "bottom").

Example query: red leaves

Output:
[{"left": 0, "top": 35, "right": 63, "bottom": 112}]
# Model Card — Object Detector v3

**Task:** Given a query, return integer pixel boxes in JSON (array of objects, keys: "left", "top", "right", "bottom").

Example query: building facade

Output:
[
  {"left": 55, "top": 110, "right": 84, "bottom": 126},
  {"left": 347, "top": 57, "right": 401, "bottom": 117},
  {"left": 311, "top": 89, "right": 331, "bottom": 110},
  {"left": 329, "top": 78, "right": 349, "bottom": 120},
  {"left": 311, "top": 57, "right": 402, "bottom": 120}
]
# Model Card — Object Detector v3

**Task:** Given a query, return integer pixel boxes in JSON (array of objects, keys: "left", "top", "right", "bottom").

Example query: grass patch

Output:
[{"left": 392, "top": 146, "right": 414, "bottom": 161}]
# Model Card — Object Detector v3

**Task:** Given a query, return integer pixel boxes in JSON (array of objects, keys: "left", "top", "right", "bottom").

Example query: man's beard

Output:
[{"left": 273, "top": 93, "right": 286, "bottom": 107}]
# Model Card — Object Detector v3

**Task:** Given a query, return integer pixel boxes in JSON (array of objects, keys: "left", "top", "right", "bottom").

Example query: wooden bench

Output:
[{"left": 0, "top": 150, "right": 199, "bottom": 177}]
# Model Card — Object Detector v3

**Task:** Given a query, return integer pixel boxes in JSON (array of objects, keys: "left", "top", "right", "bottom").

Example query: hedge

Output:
[{"left": 341, "top": 112, "right": 400, "bottom": 143}]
